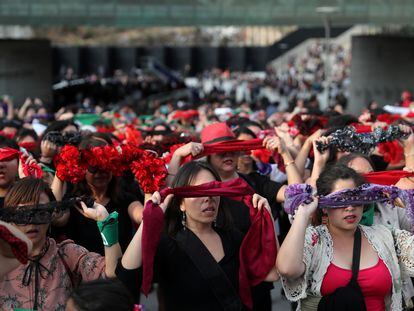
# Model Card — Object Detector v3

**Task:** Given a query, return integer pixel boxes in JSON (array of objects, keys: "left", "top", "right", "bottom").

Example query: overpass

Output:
[{"left": 0, "top": 0, "right": 412, "bottom": 27}]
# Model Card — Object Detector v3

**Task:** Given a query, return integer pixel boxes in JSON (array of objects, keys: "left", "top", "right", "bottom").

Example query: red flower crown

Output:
[{"left": 54, "top": 144, "right": 167, "bottom": 193}]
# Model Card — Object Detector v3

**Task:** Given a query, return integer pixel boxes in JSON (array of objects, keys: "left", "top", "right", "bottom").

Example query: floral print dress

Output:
[{"left": 0, "top": 238, "right": 106, "bottom": 311}]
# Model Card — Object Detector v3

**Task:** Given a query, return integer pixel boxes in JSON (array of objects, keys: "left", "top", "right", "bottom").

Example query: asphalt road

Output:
[{"left": 140, "top": 281, "right": 293, "bottom": 310}]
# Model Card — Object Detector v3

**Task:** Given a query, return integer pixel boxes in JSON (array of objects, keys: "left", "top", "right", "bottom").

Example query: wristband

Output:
[{"left": 97, "top": 211, "right": 119, "bottom": 247}]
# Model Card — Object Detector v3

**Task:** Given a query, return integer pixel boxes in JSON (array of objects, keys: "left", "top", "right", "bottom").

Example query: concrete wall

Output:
[
  {"left": 53, "top": 45, "right": 274, "bottom": 78},
  {"left": 0, "top": 40, "right": 52, "bottom": 105},
  {"left": 349, "top": 35, "right": 414, "bottom": 113}
]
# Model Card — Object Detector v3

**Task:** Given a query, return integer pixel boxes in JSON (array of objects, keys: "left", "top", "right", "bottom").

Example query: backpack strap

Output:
[{"left": 351, "top": 227, "right": 362, "bottom": 281}]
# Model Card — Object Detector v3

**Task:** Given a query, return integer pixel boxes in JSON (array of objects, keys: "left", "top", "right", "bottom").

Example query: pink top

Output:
[
  {"left": 321, "top": 258, "right": 392, "bottom": 311},
  {"left": 0, "top": 238, "right": 106, "bottom": 311}
]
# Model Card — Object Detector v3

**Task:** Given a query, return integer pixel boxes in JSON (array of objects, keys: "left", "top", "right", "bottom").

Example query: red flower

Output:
[
  {"left": 124, "top": 125, "right": 142, "bottom": 146},
  {"left": 83, "top": 145, "right": 126, "bottom": 177},
  {"left": 251, "top": 149, "right": 273, "bottom": 163},
  {"left": 20, "top": 154, "right": 43, "bottom": 179},
  {"left": 378, "top": 141, "right": 404, "bottom": 165},
  {"left": 164, "top": 144, "right": 192, "bottom": 165},
  {"left": 54, "top": 145, "right": 87, "bottom": 183},
  {"left": 311, "top": 232, "right": 319, "bottom": 246},
  {"left": 130, "top": 151, "right": 167, "bottom": 193}
]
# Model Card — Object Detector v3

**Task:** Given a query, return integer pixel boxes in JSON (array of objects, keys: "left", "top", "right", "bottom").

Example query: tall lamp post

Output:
[{"left": 316, "top": 6, "right": 339, "bottom": 110}]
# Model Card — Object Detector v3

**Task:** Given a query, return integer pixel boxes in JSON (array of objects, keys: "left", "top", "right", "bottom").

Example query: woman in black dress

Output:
[
  {"left": 116, "top": 161, "right": 279, "bottom": 311},
  {"left": 64, "top": 135, "right": 143, "bottom": 255}
]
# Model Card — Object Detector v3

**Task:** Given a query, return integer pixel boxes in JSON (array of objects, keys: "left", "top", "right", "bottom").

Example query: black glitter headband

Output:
[{"left": 316, "top": 125, "right": 408, "bottom": 154}]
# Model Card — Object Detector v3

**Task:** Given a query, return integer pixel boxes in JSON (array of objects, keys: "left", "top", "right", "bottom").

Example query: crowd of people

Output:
[{"left": 0, "top": 45, "right": 414, "bottom": 311}]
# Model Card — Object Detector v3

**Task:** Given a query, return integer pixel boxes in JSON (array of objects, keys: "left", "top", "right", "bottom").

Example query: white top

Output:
[{"left": 281, "top": 224, "right": 414, "bottom": 311}]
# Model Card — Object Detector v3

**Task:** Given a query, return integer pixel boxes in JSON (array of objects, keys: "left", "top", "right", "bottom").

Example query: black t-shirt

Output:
[
  {"left": 0, "top": 197, "right": 4, "bottom": 208},
  {"left": 65, "top": 192, "right": 137, "bottom": 255},
  {"left": 116, "top": 228, "right": 244, "bottom": 310}
]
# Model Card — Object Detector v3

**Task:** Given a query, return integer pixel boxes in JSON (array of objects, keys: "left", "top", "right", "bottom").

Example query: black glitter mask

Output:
[
  {"left": 316, "top": 125, "right": 408, "bottom": 154},
  {"left": 0, "top": 196, "right": 94, "bottom": 225}
]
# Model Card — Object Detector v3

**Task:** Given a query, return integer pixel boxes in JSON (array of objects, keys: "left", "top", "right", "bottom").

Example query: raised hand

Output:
[
  {"left": 40, "top": 139, "right": 59, "bottom": 159},
  {"left": 263, "top": 135, "right": 287, "bottom": 154},
  {"left": 148, "top": 192, "right": 174, "bottom": 213},
  {"left": 252, "top": 193, "right": 271, "bottom": 214},
  {"left": 296, "top": 196, "right": 319, "bottom": 219},
  {"left": 76, "top": 202, "right": 109, "bottom": 222},
  {"left": 175, "top": 142, "right": 204, "bottom": 158},
  {"left": 313, "top": 137, "right": 331, "bottom": 165}
]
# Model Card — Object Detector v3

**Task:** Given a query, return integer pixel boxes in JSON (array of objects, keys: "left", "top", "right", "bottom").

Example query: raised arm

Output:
[
  {"left": 166, "top": 142, "right": 203, "bottom": 186},
  {"left": 276, "top": 197, "right": 318, "bottom": 279},
  {"left": 127, "top": 201, "right": 144, "bottom": 225},
  {"left": 307, "top": 137, "right": 330, "bottom": 188},
  {"left": 263, "top": 136, "right": 303, "bottom": 202},
  {"left": 3, "top": 95, "right": 14, "bottom": 120},
  {"left": 78, "top": 201, "right": 122, "bottom": 277},
  {"left": 121, "top": 193, "right": 174, "bottom": 270},
  {"left": 294, "top": 130, "right": 323, "bottom": 178}
]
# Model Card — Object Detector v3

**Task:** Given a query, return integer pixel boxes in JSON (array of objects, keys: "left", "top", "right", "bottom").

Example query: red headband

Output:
[
  {"left": 363, "top": 170, "right": 414, "bottom": 185},
  {"left": 198, "top": 138, "right": 265, "bottom": 158},
  {"left": 141, "top": 177, "right": 277, "bottom": 308},
  {"left": 0, "top": 147, "right": 19, "bottom": 162},
  {"left": 18, "top": 142, "right": 37, "bottom": 152},
  {"left": 0, "top": 147, "right": 42, "bottom": 179}
]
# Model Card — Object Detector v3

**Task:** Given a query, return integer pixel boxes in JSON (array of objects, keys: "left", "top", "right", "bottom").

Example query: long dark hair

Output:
[
  {"left": 71, "top": 136, "right": 120, "bottom": 203},
  {"left": 164, "top": 161, "right": 231, "bottom": 236},
  {"left": 69, "top": 279, "right": 134, "bottom": 311}
]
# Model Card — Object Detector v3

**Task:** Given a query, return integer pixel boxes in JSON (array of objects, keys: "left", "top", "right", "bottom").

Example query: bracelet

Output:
[
  {"left": 39, "top": 156, "right": 53, "bottom": 164},
  {"left": 97, "top": 211, "right": 119, "bottom": 247},
  {"left": 284, "top": 160, "right": 295, "bottom": 167}
]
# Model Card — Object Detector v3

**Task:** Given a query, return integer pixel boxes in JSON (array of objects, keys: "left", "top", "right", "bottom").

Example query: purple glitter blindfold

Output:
[{"left": 284, "top": 183, "right": 414, "bottom": 223}]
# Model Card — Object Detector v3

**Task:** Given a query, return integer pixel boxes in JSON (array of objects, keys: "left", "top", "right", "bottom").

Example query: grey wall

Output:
[
  {"left": 53, "top": 45, "right": 274, "bottom": 78},
  {"left": 349, "top": 35, "right": 414, "bottom": 113},
  {"left": 0, "top": 40, "right": 52, "bottom": 105}
]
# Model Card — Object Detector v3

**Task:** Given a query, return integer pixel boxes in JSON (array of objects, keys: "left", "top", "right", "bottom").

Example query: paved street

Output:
[{"left": 140, "top": 281, "right": 292, "bottom": 310}]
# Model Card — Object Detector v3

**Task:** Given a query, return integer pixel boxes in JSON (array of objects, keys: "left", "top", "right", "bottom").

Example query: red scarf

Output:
[
  {"left": 0, "top": 147, "right": 19, "bottom": 162},
  {"left": 363, "top": 170, "right": 414, "bottom": 185},
  {"left": 199, "top": 139, "right": 265, "bottom": 157},
  {"left": 141, "top": 177, "right": 277, "bottom": 308},
  {"left": 18, "top": 141, "right": 38, "bottom": 152},
  {"left": 199, "top": 138, "right": 287, "bottom": 173},
  {"left": 0, "top": 223, "right": 29, "bottom": 264}
]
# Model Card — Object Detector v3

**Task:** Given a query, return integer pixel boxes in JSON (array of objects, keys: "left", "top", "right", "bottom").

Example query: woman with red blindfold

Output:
[
  {"left": 116, "top": 161, "right": 279, "bottom": 311},
  {"left": 16, "top": 128, "right": 39, "bottom": 156}
]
